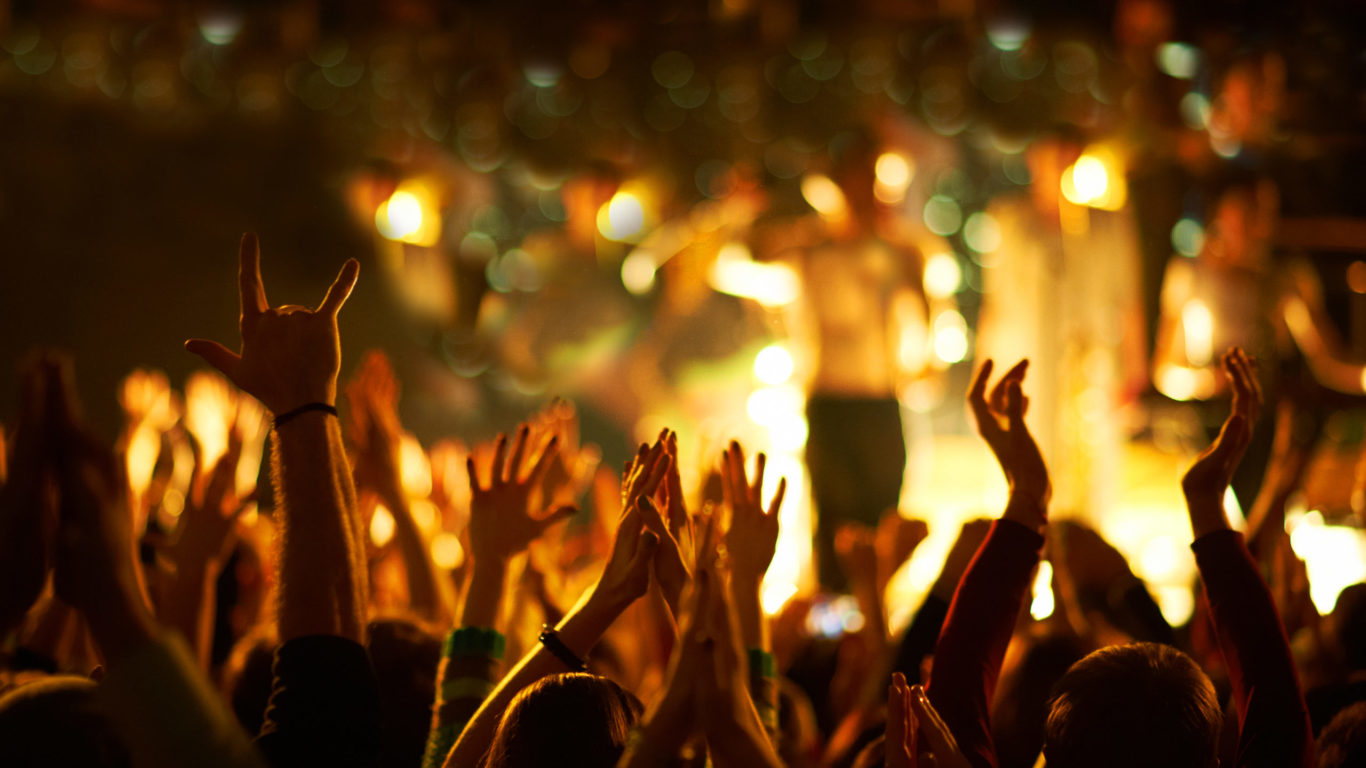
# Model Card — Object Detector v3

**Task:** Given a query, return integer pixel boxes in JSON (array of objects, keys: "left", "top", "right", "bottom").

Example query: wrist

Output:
[
  {"left": 557, "top": 591, "right": 617, "bottom": 659},
  {"left": 1003, "top": 492, "right": 1048, "bottom": 533},
  {"left": 729, "top": 570, "right": 764, "bottom": 594}
]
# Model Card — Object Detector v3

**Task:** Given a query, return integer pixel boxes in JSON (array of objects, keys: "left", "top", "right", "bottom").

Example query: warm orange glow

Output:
[
  {"left": 800, "top": 173, "right": 848, "bottom": 219},
  {"left": 376, "top": 181, "right": 442, "bottom": 246},
  {"left": 1061, "top": 146, "right": 1127, "bottom": 210},
  {"left": 707, "top": 243, "right": 800, "bottom": 306},
  {"left": 184, "top": 371, "right": 236, "bottom": 472}
]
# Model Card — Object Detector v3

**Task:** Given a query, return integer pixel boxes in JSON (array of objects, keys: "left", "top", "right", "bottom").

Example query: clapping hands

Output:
[{"left": 969, "top": 359, "right": 1049, "bottom": 530}]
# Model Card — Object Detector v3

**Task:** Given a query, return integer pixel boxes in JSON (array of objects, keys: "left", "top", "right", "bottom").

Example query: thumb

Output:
[
  {"left": 537, "top": 504, "right": 577, "bottom": 531},
  {"left": 628, "top": 530, "right": 659, "bottom": 576},
  {"left": 185, "top": 340, "right": 241, "bottom": 381},
  {"left": 1006, "top": 379, "right": 1025, "bottom": 429}
]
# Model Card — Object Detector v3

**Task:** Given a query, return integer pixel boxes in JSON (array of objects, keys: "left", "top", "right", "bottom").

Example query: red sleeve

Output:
[
  {"left": 1191, "top": 530, "right": 1314, "bottom": 768},
  {"left": 926, "top": 519, "right": 1043, "bottom": 768}
]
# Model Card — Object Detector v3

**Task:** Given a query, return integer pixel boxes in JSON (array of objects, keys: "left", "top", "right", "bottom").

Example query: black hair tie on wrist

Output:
[
  {"left": 273, "top": 402, "right": 338, "bottom": 430},
  {"left": 538, "top": 624, "right": 587, "bottom": 672}
]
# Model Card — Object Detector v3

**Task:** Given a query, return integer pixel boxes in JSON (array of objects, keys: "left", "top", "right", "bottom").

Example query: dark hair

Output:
[
  {"left": 368, "top": 618, "right": 442, "bottom": 768},
  {"left": 483, "top": 673, "right": 643, "bottom": 768},
  {"left": 0, "top": 675, "right": 131, "bottom": 767},
  {"left": 222, "top": 629, "right": 277, "bottom": 738},
  {"left": 1333, "top": 583, "right": 1366, "bottom": 671},
  {"left": 1043, "top": 643, "right": 1221, "bottom": 768},
  {"left": 1319, "top": 701, "right": 1366, "bottom": 768},
  {"left": 994, "top": 632, "right": 1089, "bottom": 768}
]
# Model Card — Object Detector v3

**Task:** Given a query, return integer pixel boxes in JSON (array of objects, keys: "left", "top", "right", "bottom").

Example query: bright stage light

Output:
[
  {"left": 598, "top": 191, "right": 646, "bottom": 241},
  {"left": 431, "top": 532, "right": 465, "bottom": 569},
  {"left": 370, "top": 504, "right": 396, "bottom": 547},
  {"left": 932, "top": 310, "right": 969, "bottom": 364},
  {"left": 801, "top": 173, "right": 848, "bottom": 218},
  {"left": 376, "top": 182, "right": 442, "bottom": 246},
  {"left": 754, "top": 344, "right": 795, "bottom": 385},
  {"left": 1030, "top": 560, "right": 1056, "bottom": 620},
  {"left": 924, "top": 252, "right": 962, "bottom": 299}
]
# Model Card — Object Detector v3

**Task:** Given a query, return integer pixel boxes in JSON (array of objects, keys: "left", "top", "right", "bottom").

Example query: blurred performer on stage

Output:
[
  {"left": 785, "top": 132, "right": 934, "bottom": 590},
  {"left": 1153, "top": 170, "right": 1366, "bottom": 503}
]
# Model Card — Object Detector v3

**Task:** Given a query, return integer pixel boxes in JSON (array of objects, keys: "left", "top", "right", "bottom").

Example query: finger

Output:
[
  {"left": 887, "top": 678, "right": 908, "bottom": 759},
  {"left": 637, "top": 495, "right": 668, "bottom": 534},
  {"left": 969, "top": 361, "right": 1004, "bottom": 441},
  {"left": 184, "top": 340, "right": 242, "bottom": 382},
  {"left": 507, "top": 425, "right": 530, "bottom": 483},
  {"left": 968, "top": 359, "right": 994, "bottom": 407},
  {"left": 238, "top": 233, "right": 267, "bottom": 320},
  {"left": 628, "top": 530, "right": 660, "bottom": 577},
  {"left": 904, "top": 681, "right": 918, "bottom": 761},
  {"left": 639, "top": 451, "right": 670, "bottom": 498},
  {"left": 720, "top": 453, "right": 736, "bottom": 515},
  {"left": 989, "top": 359, "right": 1029, "bottom": 413},
  {"left": 465, "top": 456, "right": 484, "bottom": 493},
  {"left": 617, "top": 505, "right": 645, "bottom": 553},
  {"left": 319, "top": 259, "right": 360, "bottom": 316},
  {"left": 727, "top": 443, "right": 747, "bottom": 507},
  {"left": 527, "top": 436, "right": 560, "bottom": 485},
  {"left": 752, "top": 452, "right": 767, "bottom": 505},
  {"left": 489, "top": 433, "right": 509, "bottom": 486},
  {"left": 1006, "top": 380, "right": 1025, "bottom": 429},
  {"left": 767, "top": 477, "right": 787, "bottom": 518},
  {"left": 536, "top": 504, "right": 577, "bottom": 531},
  {"left": 909, "top": 684, "right": 962, "bottom": 760}
]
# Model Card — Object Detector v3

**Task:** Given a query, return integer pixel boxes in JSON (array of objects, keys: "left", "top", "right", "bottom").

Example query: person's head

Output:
[
  {"left": 994, "top": 632, "right": 1089, "bottom": 768},
  {"left": 368, "top": 618, "right": 442, "bottom": 768},
  {"left": 1319, "top": 701, "right": 1366, "bottom": 768},
  {"left": 1203, "top": 170, "right": 1278, "bottom": 268},
  {"left": 483, "top": 672, "right": 643, "bottom": 768},
  {"left": 0, "top": 675, "right": 130, "bottom": 767},
  {"left": 827, "top": 127, "right": 880, "bottom": 224},
  {"left": 1043, "top": 642, "right": 1222, "bottom": 768},
  {"left": 1332, "top": 583, "right": 1366, "bottom": 672}
]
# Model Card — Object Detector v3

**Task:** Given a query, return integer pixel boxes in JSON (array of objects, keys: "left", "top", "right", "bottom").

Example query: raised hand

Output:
[
  {"left": 877, "top": 512, "right": 929, "bottom": 596},
  {"left": 173, "top": 429, "right": 248, "bottom": 566},
  {"left": 885, "top": 671, "right": 970, "bottom": 768},
  {"left": 722, "top": 440, "right": 786, "bottom": 585},
  {"left": 466, "top": 426, "right": 575, "bottom": 567},
  {"left": 969, "top": 359, "right": 1049, "bottom": 529},
  {"left": 590, "top": 497, "right": 661, "bottom": 609},
  {"left": 623, "top": 432, "right": 690, "bottom": 614},
  {"left": 1182, "top": 347, "right": 1263, "bottom": 537},
  {"left": 185, "top": 233, "right": 358, "bottom": 415},
  {"left": 45, "top": 357, "right": 155, "bottom": 662},
  {"left": 0, "top": 355, "right": 59, "bottom": 635},
  {"left": 346, "top": 350, "right": 404, "bottom": 503}
]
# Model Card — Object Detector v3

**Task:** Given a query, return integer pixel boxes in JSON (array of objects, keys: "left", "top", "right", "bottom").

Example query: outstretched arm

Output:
[
  {"left": 1181, "top": 349, "right": 1314, "bottom": 768},
  {"left": 721, "top": 439, "right": 786, "bottom": 738},
  {"left": 187, "top": 233, "right": 364, "bottom": 643},
  {"left": 347, "top": 350, "right": 451, "bottom": 624},
  {"left": 421, "top": 423, "right": 576, "bottom": 768},
  {"left": 187, "top": 234, "right": 378, "bottom": 768},
  {"left": 46, "top": 354, "right": 262, "bottom": 768},
  {"left": 926, "top": 360, "right": 1050, "bottom": 768},
  {"left": 442, "top": 496, "right": 659, "bottom": 768}
]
